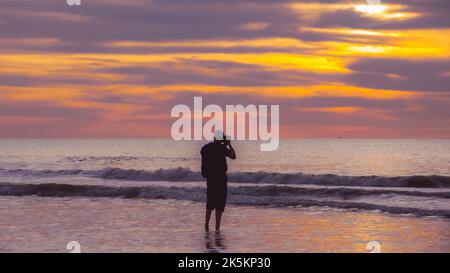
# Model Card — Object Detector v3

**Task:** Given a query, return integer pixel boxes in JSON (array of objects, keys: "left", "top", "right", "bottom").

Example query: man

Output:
[{"left": 201, "top": 131, "right": 236, "bottom": 232}]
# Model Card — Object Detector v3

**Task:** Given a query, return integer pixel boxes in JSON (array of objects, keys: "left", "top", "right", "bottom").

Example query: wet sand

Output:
[{"left": 0, "top": 196, "right": 449, "bottom": 253}]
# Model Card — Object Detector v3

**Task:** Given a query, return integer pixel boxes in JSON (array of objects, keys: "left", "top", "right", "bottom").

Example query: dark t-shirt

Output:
[{"left": 201, "top": 142, "right": 231, "bottom": 178}]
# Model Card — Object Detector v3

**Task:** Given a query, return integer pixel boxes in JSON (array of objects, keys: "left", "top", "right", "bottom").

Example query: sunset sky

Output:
[{"left": 1, "top": 0, "right": 449, "bottom": 138}]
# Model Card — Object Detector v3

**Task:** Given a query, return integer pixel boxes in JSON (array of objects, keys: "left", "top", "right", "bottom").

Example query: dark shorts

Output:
[{"left": 206, "top": 173, "right": 228, "bottom": 212}]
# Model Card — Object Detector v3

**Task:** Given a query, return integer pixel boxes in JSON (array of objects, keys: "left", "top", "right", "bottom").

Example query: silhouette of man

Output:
[{"left": 201, "top": 131, "right": 236, "bottom": 231}]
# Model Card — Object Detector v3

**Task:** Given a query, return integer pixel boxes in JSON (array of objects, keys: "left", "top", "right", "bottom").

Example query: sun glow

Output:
[{"left": 354, "top": 4, "right": 387, "bottom": 14}]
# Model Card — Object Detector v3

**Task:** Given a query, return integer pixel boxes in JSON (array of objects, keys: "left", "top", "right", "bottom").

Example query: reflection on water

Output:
[
  {"left": 0, "top": 197, "right": 449, "bottom": 252},
  {"left": 205, "top": 231, "right": 226, "bottom": 253}
]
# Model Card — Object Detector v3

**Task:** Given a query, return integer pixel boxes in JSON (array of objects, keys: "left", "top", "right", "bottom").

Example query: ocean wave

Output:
[
  {"left": 2, "top": 167, "right": 450, "bottom": 188},
  {"left": 0, "top": 182, "right": 448, "bottom": 218},
  {"left": 62, "top": 156, "right": 194, "bottom": 163},
  {"left": 232, "top": 185, "right": 450, "bottom": 199},
  {"left": 98, "top": 168, "right": 450, "bottom": 188},
  {"left": 2, "top": 169, "right": 90, "bottom": 176},
  {"left": 99, "top": 167, "right": 201, "bottom": 181}
]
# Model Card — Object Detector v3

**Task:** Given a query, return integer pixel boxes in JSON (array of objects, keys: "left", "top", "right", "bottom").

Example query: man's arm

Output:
[{"left": 226, "top": 143, "right": 236, "bottom": 160}]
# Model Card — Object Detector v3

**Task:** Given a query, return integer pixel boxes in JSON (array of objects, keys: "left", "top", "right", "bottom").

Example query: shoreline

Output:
[
  {"left": 0, "top": 196, "right": 448, "bottom": 253},
  {"left": 1, "top": 180, "right": 449, "bottom": 219}
]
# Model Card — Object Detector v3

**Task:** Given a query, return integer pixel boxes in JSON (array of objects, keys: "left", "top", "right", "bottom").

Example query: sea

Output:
[{"left": 0, "top": 139, "right": 449, "bottom": 218}]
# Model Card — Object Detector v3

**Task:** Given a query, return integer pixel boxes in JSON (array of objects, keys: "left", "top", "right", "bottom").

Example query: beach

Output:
[
  {"left": 0, "top": 139, "right": 449, "bottom": 253},
  {"left": 0, "top": 196, "right": 449, "bottom": 253}
]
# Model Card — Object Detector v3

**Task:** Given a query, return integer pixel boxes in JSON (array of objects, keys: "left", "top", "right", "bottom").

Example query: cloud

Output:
[
  {"left": 0, "top": 0, "right": 449, "bottom": 138},
  {"left": 344, "top": 58, "right": 450, "bottom": 92}
]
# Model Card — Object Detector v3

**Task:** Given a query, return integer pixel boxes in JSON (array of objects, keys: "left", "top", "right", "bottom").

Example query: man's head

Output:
[{"left": 213, "top": 130, "right": 226, "bottom": 144}]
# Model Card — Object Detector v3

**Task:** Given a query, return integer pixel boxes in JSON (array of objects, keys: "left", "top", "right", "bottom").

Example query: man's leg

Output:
[
  {"left": 215, "top": 210, "right": 222, "bottom": 231},
  {"left": 205, "top": 208, "right": 213, "bottom": 232}
]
